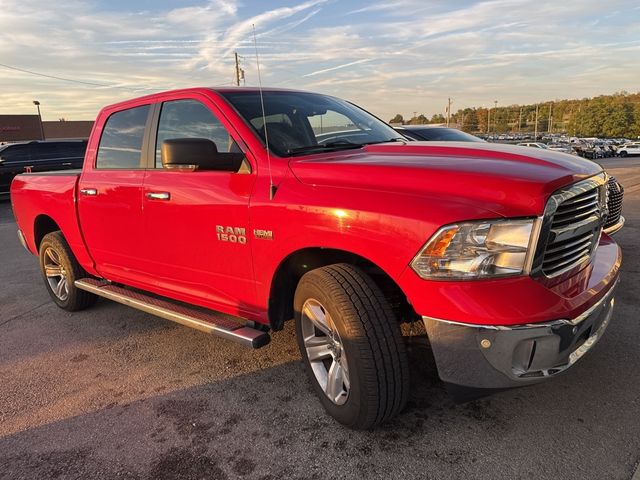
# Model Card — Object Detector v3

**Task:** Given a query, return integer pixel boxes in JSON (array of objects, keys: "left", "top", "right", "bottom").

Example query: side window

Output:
[
  {"left": 29, "top": 143, "right": 60, "bottom": 161},
  {"left": 0, "top": 145, "right": 30, "bottom": 162},
  {"left": 155, "top": 99, "right": 239, "bottom": 168},
  {"left": 96, "top": 105, "right": 150, "bottom": 169}
]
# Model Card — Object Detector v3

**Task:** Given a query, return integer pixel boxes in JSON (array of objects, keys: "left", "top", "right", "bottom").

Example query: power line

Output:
[{"left": 0, "top": 62, "right": 112, "bottom": 87}]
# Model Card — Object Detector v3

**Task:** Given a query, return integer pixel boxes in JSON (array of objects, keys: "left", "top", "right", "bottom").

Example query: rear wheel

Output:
[
  {"left": 39, "top": 231, "right": 97, "bottom": 311},
  {"left": 294, "top": 263, "right": 409, "bottom": 429},
  {"left": 619, "top": 151, "right": 627, "bottom": 157}
]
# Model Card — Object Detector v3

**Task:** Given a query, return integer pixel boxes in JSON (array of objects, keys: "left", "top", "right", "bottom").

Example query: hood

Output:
[{"left": 289, "top": 141, "right": 603, "bottom": 217}]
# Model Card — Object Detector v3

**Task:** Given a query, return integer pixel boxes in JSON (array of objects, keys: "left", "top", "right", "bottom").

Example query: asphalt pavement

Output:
[{"left": 1, "top": 157, "right": 639, "bottom": 480}]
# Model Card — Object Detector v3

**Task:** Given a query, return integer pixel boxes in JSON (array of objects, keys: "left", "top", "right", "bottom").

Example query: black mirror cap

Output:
[{"left": 161, "top": 138, "right": 244, "bottom": 172}]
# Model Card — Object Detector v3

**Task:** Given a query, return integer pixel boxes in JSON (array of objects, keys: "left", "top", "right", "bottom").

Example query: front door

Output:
[
  {"left": 141, "top": 98, "right": 257, "bottom": 316},
  {"left": 77, "top": 104, "right": 151, "bottom": 285}
]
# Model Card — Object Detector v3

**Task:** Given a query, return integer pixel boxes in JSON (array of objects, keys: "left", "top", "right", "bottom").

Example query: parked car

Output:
[
  {"left": 617, "top": 143, "right": 640, "bottom": 157},
  {"left": 0, "top": 140, "right": 86, "bottom": 198},
  {"left": 394, "top": 125, "right": 485, "bottom": 142},
  {"left": 517, "top": 142, "right": 548, "bottom": 149},
  {"left": 546, "top": 143, "right": 576, "bottom": 155},
  {"left": 11, "top": 88, "right": 620, "bottom": 429}
]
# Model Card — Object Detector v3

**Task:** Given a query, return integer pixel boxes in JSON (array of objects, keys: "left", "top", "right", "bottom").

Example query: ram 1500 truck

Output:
[{"left": 10, "top": 88, "right": 621, "bottom": 429}]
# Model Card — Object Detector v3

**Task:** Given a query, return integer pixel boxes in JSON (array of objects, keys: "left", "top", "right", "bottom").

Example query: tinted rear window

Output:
[{"left": 30, "top": 142, "right": 87, "bottom": 160}]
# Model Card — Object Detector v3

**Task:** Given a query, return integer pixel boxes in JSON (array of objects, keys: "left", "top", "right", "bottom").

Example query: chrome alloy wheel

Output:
[
  {"left": 301, "top": 298, "right": 350, "bottom": 405},
  {"left": 43, "top": 247, "right": 69, "bottom": 301}
]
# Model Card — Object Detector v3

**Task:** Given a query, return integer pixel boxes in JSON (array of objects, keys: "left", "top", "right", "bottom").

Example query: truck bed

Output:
[{"left": 10, "top": 172, "right": 94, "bottom": 271}]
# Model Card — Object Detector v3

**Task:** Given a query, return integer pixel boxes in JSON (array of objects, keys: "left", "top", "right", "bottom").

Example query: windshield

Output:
[{"left": 220, "top": 90, "right": 404, "bottom": 156}]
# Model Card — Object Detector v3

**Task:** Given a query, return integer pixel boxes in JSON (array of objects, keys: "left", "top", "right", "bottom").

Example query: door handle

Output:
[
  {"left": 80, "top": 188, "right": 97, "bottom": 196},
  {"left": 62, "top": 162, "right": 72, "bottom": 166},
  {"left": 146, "top": 192, "right": 170, "bottom": 201}
]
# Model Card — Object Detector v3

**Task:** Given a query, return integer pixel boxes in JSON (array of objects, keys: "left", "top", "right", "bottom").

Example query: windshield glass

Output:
[{"left": 220, "top": 90, "right": 403, "bottom": 156}]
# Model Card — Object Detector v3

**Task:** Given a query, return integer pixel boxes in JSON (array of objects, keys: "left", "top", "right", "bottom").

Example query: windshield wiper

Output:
[
  {"left": 359, "top": 137, "right": 407, "bottom": 146},
  {"left": 287, "top": 138, "right": 406, "bottom": 156},
  {"left": 287, "top": 141, "right": 363, "bottom": 155}
]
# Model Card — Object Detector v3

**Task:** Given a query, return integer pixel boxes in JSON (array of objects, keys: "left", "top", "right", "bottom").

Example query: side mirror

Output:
[{"left": 161, "top": 138, "right": 244, "bottom": 172}]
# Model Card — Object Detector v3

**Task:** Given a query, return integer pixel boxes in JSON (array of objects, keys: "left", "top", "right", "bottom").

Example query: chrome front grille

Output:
[
  {"left": 604, "top": 176, "right": 624, "bottom": 229},
  {"left": 536, "top": 175, "right": 606, "bottom": 278}
]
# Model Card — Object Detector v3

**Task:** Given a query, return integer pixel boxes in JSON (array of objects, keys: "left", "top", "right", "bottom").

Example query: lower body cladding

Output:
[{"left": 423, "top": 281, "right": 617, "bottom": 396}]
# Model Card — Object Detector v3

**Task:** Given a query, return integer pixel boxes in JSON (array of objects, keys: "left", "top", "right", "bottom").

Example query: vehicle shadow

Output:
[{"left": 2, "top": 316, "right": 637, "bottom": 480}]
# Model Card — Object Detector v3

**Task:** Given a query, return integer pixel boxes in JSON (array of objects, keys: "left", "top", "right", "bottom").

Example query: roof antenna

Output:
[{"left": 252, "top": 24, "right": 276, "bottom": 200}]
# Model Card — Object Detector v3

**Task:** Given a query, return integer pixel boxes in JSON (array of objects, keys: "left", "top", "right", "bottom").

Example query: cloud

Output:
[
  {"left": 303, "top": 59, "right": 373, "bottom": 77},
  {"left": 0, "top": 0, "right": 638, "bottom": 122}
]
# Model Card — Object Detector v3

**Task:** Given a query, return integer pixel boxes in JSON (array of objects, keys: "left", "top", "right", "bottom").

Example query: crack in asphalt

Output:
[{"left": 0, "top": 301, "right": 50, "bottom": 329}]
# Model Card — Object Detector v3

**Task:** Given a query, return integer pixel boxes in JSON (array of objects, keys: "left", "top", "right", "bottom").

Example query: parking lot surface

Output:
[{"left": 1, "top": 157, "right": 639, "bottom": 480}]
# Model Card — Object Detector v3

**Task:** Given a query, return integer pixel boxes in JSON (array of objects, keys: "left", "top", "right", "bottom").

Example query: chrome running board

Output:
[{"left": 75, "top": 278, "right": 270, "bottom": 348}]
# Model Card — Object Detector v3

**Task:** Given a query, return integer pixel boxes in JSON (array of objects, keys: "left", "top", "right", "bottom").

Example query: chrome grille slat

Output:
[
  {"left": 553, "top": 199, "right": 599, "bottom": 218},
  {"left": 557, "top": 191, "right": 598, "bottom": 208},
  {"left": 544, "top": 232, "right": 593, "bottom": 255},
  {"left": 539, "top": 178, "right": 605, "bottom": 277},
  {"left": 543, "top": 248, "right": 592, "bottom": 270},
  {"left": 544, "top": 239, "right": 593, "bottom": 260},
  {"left": 552, "top": 211, "right": 598, "bottom": 227}
]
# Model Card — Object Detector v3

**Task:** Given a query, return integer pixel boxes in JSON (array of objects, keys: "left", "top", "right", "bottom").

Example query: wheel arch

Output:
[
  {"left": 267, "top": 247, "right": 414, "bottom": 331},
  {"left": 34, "top": 214, "right": 62, "bottom": 251}
]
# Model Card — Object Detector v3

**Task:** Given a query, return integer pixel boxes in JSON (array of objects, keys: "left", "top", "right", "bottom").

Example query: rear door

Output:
[
  {"left": 77, "top": 104, "right": 152, "bottom": 285},
  {"left": 140, "top": 96, "right": 258, "bottom": 313}
]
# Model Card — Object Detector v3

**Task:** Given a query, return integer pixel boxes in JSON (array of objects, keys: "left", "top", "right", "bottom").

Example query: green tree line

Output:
[{"left": 388, "top": 91, "right": 640, "bottom": 138}]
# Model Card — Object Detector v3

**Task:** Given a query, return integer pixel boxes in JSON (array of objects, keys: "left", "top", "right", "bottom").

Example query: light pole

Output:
[
  {"left": 493, "top": 100, "right": 498, "bottom": 133},
  {"left": 33, "top": 100, "right": 45, "bottom": 140},
  {"left": 487, "top": 106, "right": 491, "bottom": 134}
]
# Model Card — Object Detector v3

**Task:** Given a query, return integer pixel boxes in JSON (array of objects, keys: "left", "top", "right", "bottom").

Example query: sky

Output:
[{"left": 0, "top": 0, "right": 639, "bottom": 121}]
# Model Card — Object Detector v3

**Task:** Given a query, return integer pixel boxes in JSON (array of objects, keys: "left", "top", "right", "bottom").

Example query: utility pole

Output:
[
  {"left": 446, "top": 97, "right": 452, "bottom": 127},
  {"left": 235, "top": 52, "right": 241, "bottom": 86},
  {"left": 548, "top": 102, "right": 553, "bottom": 133},
  {"left": 493, "top": 100, "right": 498, "bottom": 133},
  {"left": 534, "top": 104, "right": 539, "bottom": 140}
]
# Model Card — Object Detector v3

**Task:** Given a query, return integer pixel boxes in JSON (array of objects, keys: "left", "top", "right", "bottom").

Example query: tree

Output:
[
  {"left": 388, "top": 114, "right": 404, "bottom": 124},
  {"left": 476, "top": 108, "right": 488, "bottom": 133},
  {"left": 459, "top": 108, "right": 478, "bottom": 132}
]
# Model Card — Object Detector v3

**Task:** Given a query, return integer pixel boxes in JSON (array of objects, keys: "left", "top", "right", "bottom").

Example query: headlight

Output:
[{"left": 410, "top": 219, "right": 538, "bottom": 280}]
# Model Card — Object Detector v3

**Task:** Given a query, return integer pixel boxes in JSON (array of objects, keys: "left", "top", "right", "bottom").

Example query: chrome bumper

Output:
[
  {"left": 603, "top": 216, "right": 625, "bottom": 235},
  {"left": 17, "top": 229, "right": 29, "bottom": 252},
  {"left": 422, "top": 282, "right": 617, "bottom": 389}
]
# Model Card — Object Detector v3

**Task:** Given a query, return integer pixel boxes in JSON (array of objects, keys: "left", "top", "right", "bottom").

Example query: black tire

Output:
[
  {"left": 619, "top": 151, "right": 627, "bottom": 157},
  {"left": 39, "top": 231, "right": 97, "bottom": 311},
  {"left": 294, "top": 263, "right": 409, "bottom": 429}
]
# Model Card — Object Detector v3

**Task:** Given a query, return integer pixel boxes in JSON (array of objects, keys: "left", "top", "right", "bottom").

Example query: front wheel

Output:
[
  {"left": 294, "top": 264, "right": 409, "bottom": 429},
  {"left": 39, "top": 231, "right": 97, "bottom": 311},
  {"left": 619, "top": 151, "right": 627, "bottom": 157}
]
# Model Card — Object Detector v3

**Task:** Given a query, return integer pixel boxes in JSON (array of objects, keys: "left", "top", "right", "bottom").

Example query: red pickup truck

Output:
[{"left": 10, "top": 88, "right": 621, "bottom": 429}]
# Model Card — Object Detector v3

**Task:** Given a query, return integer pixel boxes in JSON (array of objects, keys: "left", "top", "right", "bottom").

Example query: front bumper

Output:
[{"left": 422, "top": 280, "right": 617, "bottom": 389}]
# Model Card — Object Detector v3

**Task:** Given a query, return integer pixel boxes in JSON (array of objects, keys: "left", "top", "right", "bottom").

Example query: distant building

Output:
[
  {"left": 43, "top": 120, "right": 94, "bottom": 140},
  {"left": 0, "top": 115, "right": 93, "bottom": 142}
]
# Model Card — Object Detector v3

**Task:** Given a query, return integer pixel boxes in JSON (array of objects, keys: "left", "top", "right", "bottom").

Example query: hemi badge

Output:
[{"left": 254, "top": 229, "right": 274, "bottom": 240}]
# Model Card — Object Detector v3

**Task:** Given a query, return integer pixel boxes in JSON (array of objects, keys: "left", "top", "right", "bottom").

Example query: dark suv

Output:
[{"left": 0, "top": 140, "right": 87, "bottom": 197}]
